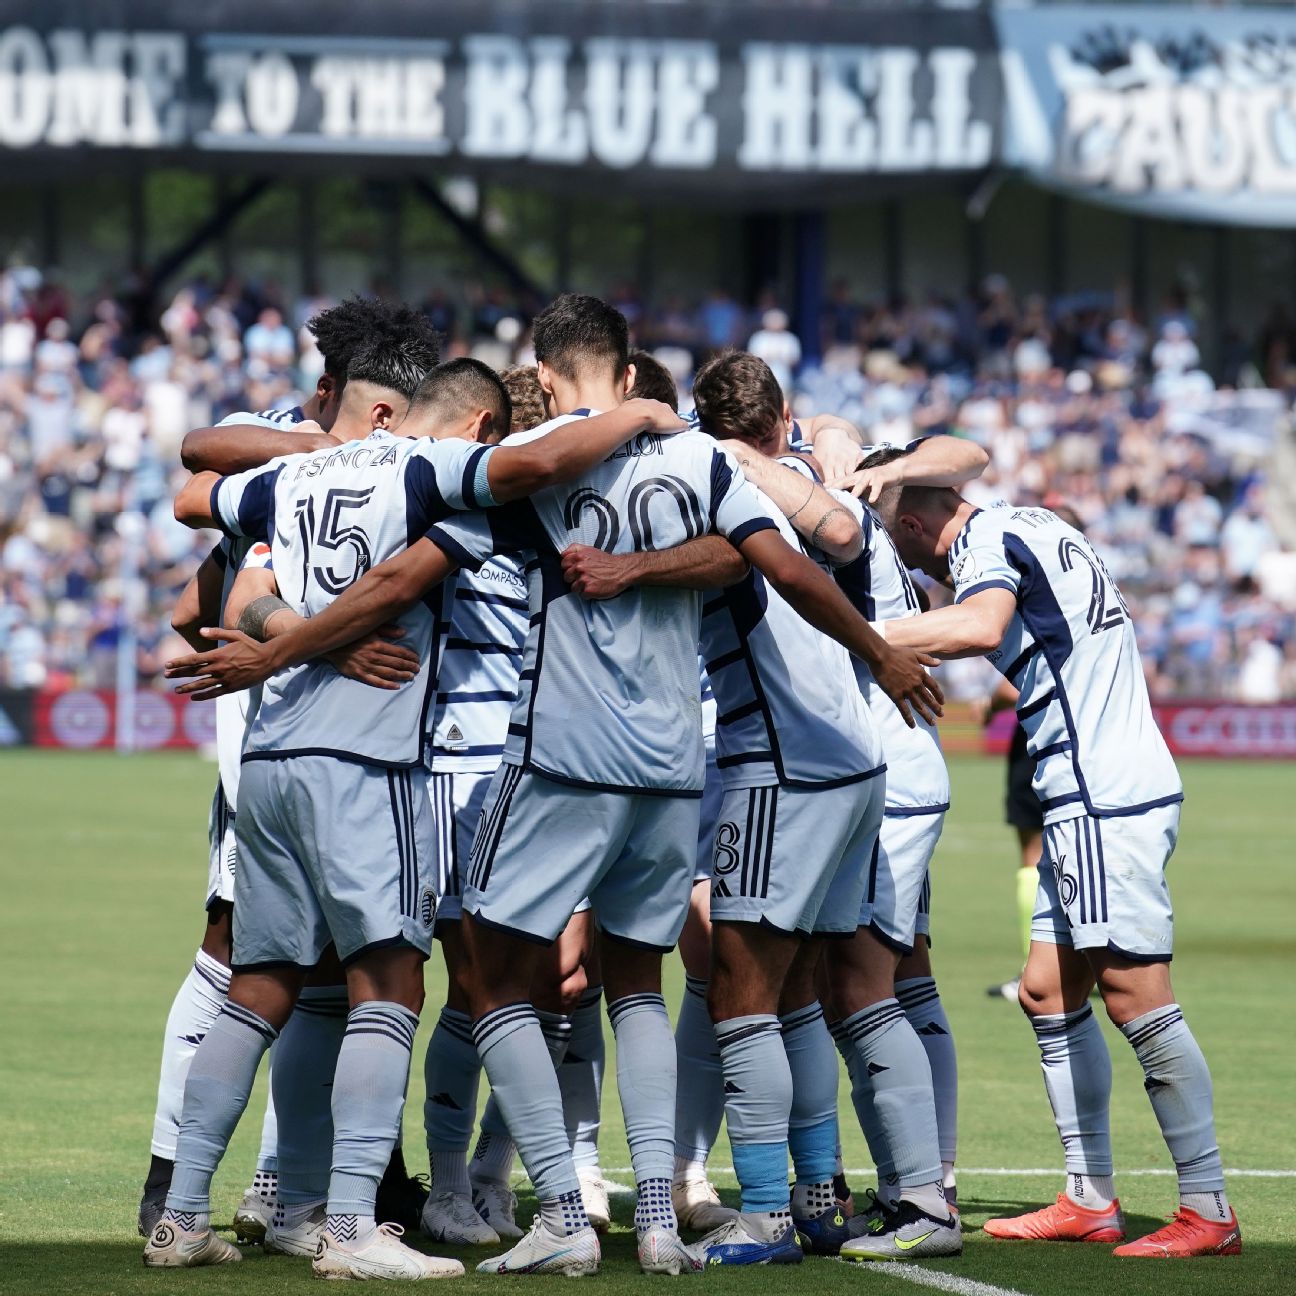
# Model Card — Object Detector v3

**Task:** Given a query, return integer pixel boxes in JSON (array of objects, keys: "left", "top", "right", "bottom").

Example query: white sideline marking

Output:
[
  {"left": 604, "top": 1166, "right": 1296, "bottom": 1179},
  {"left": 853, "top": 1264, "right": 1032, "bottom": 1296}
]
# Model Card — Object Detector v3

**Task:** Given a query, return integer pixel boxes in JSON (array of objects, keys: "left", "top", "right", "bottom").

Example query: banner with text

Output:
[
  {"left": 0, "top": 2, "right": 997, "bottom": 200},
  {"left": 997, "top": 5, "right": 1296, "bottom": 227}
]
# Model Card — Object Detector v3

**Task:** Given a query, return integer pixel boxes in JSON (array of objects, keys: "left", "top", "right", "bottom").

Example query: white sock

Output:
[
  {"left": 673, "top": 1154, "right": 707, "bottom": 1184},
  {"left": 1065, "top": 1172, "right": 1116, "bottom": 1210},
  {"left": 1181, "top": 1189, "right": 1232, "bottom": 1223},
  {"left": 899, "top": 1179, "right": 949, "bottom": 1219},
  {"left": 740, "top": 1209, "right": 791, "bottom": 1242},
  {"left": 150, "top": 951, "right": 230, "bottom": 1160},
  {"left": 274, "top": 1197, "right": 325, "bottom": 1230}
]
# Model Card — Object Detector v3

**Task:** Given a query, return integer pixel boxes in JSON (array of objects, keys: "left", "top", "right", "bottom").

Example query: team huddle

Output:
[{"left": 138, "top": 292, "right": 1241, "bottom": 1280}]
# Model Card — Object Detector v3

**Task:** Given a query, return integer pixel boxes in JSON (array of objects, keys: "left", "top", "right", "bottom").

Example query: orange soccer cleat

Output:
[
  {"left": 982, "top": 1193, "right": 1125, "bottom": 1243},
  {"left": 1113, "top": 1206, "right": 1241, "bottom": 1258}
]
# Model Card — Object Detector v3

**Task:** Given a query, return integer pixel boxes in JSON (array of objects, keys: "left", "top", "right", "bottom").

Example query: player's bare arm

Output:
[
  {"left": 561, "top": 536, "right": 748, "bottom": 600},
  {"left": 485, "top": 398, "right": 685, "bottom": 502},
  {"left": 223, "top": 563, "right": 421, "bottom": 690},
  {"left": 831, "top": 435, "right": 990, "bottom": 503},
  {"left": 166, "top": 537, "right": 457, "bottom": 700},
  {"left": 881, "top": 587, "right": 1017, "bottom": 660},
  {"left": 736, "top": 528, "right": 943, "bottom": 728},
  {"left": 799, "top": 416, "right": 865, "bottom": 482},
  {"left": 716, "top": 440, "right": 862, "bottom": 563},
  {"left": 180, "top": 421, "right": 337, "bottom": 474},
  {"left": 170, "top": 548, "right": 225, "bottom": 651}
]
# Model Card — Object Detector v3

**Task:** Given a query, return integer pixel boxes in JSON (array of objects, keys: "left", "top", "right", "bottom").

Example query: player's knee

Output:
[{"left": 1017, "top": 971, "right": 1058, "bottom": 1017}]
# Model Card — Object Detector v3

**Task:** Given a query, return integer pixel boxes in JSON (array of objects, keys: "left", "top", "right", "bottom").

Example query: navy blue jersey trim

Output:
[
  {"left": 438, "top": 690, "right": 516, "bottom": 703},
  {"left": 1004, "top": 643, "right": 1040, "bottom": 680},
  {"left": 726, "top": 517, "right": 779, "bottom": 547},
  {"left": 704, "top": 647, "right": 746, "bottom": 674},
  {"left": 209, "top": 478, "right": 226, "bottom": 530},
  {"left": 1018, "top": 689, "right": 1056, "bottom": 720},
  {"left": 444, "top": 638, "right": 523, "bottom": 657},
  {"left": 453, "top": 588, "right": 528, "bottom": 612},
  {"left": 1040, "top": 792, "right": 1084, "bottom": 811},
  {"left": 864, "top": 919, "right": 915, "bottom": 957},
  {"left": 883, "top": 802, "right": 950, "bottom": 819},
  {"left": 341, "top": 934, "right": 427, "bottom": 967},
  {"left": 1087, "top": 793, "right": 1184, "bottom": 819},
  {"left": 956, "top": 577, "right": 1017, "bottom": 604},
  {"left": 211, "top": 540, "right": 229, "bottom": 570},
  {"left": 425, "top": 527, "right": 482, "bottom": 572},
  {"left": 524, "top": 761, "right": 704, "bottom": 799},
  {"left": 1033, "top": 741, "right": 1073, "bottom": 762},
  {"left": 776, "top": 763, "right": 887, "bottom": 791},
  {"left": 433, "top": 743, "right": 505, "bottom": 758},
  {"left": 715, "top": 751, "right": 773, "bottom": 768},
  {"left": 595, "top": 925, "right": 676, "bottom": 955},
  {"left": 463, "top": 444, "right": 492, "bottom": 509},
  {"left": 1104, "top": 941, "right": 1173, "bottom": 966},
  {"left": 240, "top": 747, "right": 423, "bottom": 771},
  {"left": 715, "top": 699, "right": 763, "bottom": 727}
]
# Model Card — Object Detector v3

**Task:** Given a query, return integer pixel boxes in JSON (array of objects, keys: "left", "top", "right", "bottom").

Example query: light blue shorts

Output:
[
  {"left": 463, "top": 765, "right": 699, "bottom": 950},
  {"left": 710, "top": 775, "right": 885, "bottom": 937},
  {"left": 428, "top": 769, "right": 492, "bottom": 926},
  {"left": 859, "top": 809, "right": 946, "bottom": 954},
  {"left": 1032, "top": 805, "right": 1180, "bottom": 962},
  {"left": 232, "top": 756, "right": 437, "bottom": 969}
]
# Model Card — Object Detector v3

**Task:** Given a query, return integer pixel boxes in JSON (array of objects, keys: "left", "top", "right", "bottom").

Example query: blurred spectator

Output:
[{"left": 0, "top": 257, "right": 1290, "bottom": 702}]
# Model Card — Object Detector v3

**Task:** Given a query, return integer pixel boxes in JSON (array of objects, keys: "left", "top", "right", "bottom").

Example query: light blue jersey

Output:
[
  {"left": 210, "top": 406, "right": 307, "bottom": 810},
  {"left": 951, "top": 503, "right": 1182, "bottom": 822},
  {"left": 831, "top": 498, "right": 950, "bottom": 815},
  {"left": 428, "top": 555, "right": 527, "bottom": 773},
  {"left": 212, "top": 431, "right": 496, "bottom": 769},
  {"left": 429, "top": 416, "right": 777, "bottom": 795},
  {"left": 700, "top": 478, "right": 884, "bottom": 791}
]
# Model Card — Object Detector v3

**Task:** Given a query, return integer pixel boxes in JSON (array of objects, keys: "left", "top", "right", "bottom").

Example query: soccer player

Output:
[
  {"left": 877, "top": 487, "right": 1241, "bottom": 1259},
  {"left": 165, "top": 293, "right": 941, "bottom": 1277},
  {"left": 150, "top": 347, "right": 682, "bottom": 1279},
  {"left": 686, "top": 356, "right": 965, "bottom": 1262},
  {"left": 138, "top": 297, "right": 441, "bottom": 1240}
]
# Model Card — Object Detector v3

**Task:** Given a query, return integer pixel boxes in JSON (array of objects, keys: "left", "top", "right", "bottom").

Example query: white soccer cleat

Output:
[
  {"left": 233, "top": 1185, "right": 275, "bottom": 1243},
  {"left": 264, "top": 1204, "right": 325, "bottom": 1257},
  {"left": 476, "top": 1217, "right": 600, "bottom": 1277},
  {"left": 638, "top": 1226, "right": 705, "bottom": 1275},
  {"left": 143, "top": 1219, "right": 242, "bottom": 1267},
  {"left": 671, "top": 1176, "right": 738, "bottom": 1232},
  {"left": 422, "top": 1189, "right": 501, "bottom": 1245},
  {"left": 313, "top": 1223, "right": 465, "bottom": 1281},
  {"left": 471, "top": 1179, "right": 523, "bottom": 1241},
  {"left": 577, "top": 1167, "right": 611, "bottom": 1233}
]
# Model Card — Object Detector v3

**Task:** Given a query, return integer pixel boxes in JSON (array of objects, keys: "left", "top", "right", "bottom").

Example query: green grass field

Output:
[{"left": 1, "top": 751, "right": 1292, "bottom": 1296}]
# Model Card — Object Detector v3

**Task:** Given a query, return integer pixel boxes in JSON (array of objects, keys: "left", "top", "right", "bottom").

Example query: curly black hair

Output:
[{"left": 307, "top": 296, "right": 441, "bottom": 382}]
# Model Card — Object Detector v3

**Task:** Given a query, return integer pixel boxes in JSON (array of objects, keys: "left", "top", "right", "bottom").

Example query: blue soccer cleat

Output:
[{"left": 698, "top": 1217, "right": 803, "bottom": 1266}]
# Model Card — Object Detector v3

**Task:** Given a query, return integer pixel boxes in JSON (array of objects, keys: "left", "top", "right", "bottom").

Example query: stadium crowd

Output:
[{"left": 0, "top": 261, "right": 1292, "bottom": 700}]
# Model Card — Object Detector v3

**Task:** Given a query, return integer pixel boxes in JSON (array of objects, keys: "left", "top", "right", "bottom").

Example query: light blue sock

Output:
[
  {"left": 715, "top": 1014, "right": 791, "bottom": 1214},
  {"left": 608, "top": 993, "right": 677, "bottom": 1187},
  {"left": 424, "top": 1007, "right": 481, "bottom": 1196},
  {"left": 560, "top": 985, "right": 604, "bottom": 1171},
  {"left": 473, "top": 1003, "right": 581, "bottom": 1202},
  {"left": 674, "top": 977, "right": 725, "bottom": 1167},
  {"left": 273, "top": 987, "right": 347, "bottom": 1207},
  {"left": 897, "top": 977, "right": 958, "bottom": 1166},
  {"left": 1120, "top": 1004, "right": 1226, "bottom": 1198},
  {"left": 327, "top": 1001, "right": 419, "bottom": 1236},
  {"left": 839, "top": 999, "right": 942, "bottom": 1192},
  {"left": 166, "top": 1001, "right": 279, "bottom": 1218},
  {"left": 830, "top": 1016, "right": 897, "bottom": 1200},
  {"left": 780, "top": 1003, "right": 838, "bottom": 1186},
  {"left": 1031, "top": 1005, "right": 1114, "bottom": 1177}
]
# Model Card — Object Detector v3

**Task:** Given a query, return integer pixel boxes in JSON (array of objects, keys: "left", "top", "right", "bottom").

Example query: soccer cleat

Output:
[
  {"left": 697, "top": 1217, "right": 803, "bottom": 1266},
  {"left": 638, "top": 1226, "right": 705, "bottom": 1275},
  {"left": 143, "top": 1219, "right": 243, "bottom": 1267},
  {"left": 264, "top": 1204, "right": 325, "bottom": 1257},
  {"left": 314, "top": 1222, "right": 464, "bottom": 1280},
  {"left": 1113, "top": 1207, "right": 1241, "bottom": 1258},
  {"left": 983, "top": 1192, "right": 1125, "bottom": 1243},
  {"left": 475, "top": 1217, "right": 601, "bottom": 1276},
  {"left": 377, "top": 1167, "right": 431, "bottom": 1233},
  {"left": 840, "top": 1200, "right": 962, "bottom": 1262},
  {"left": 577, "top": 1166, "right": 611, "bottom": 1233},
  {"left": 421, "top": 1190, "right": 501, "bottom": 1246},
  {"left": 471, "top": 1179, "right": 524, "bottom": 1241},
  {"left": 671, "top": 1176, "right": 738, "bottom": 1232},
  {"left": 845, "top": 1190, "right": 897, "bottom": 1239},
  {"left": 234, "top": 1185, "right": 275, "bottom": 1243},
  {"left": 987, "top": 978, "right": 1021, "bottom": 1002},
  {"left": 794, "top": 1206, "right": 851, "bottom": 1256}
]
